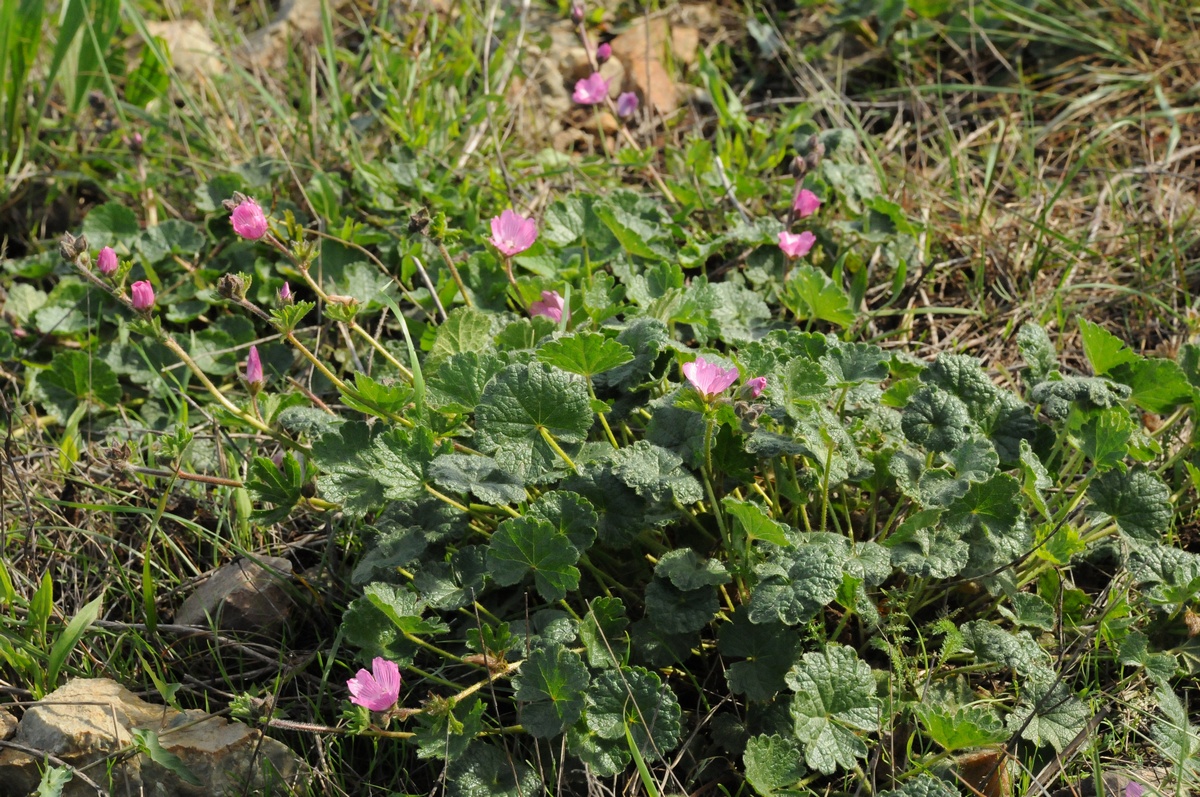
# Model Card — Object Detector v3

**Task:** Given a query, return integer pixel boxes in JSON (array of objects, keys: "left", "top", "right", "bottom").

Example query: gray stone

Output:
[
  {"left": 0, "top": 678, "right": 305, "bottom": 795},
  {"left": 175, "top": 556, "right": 295, "bottom": 636}
]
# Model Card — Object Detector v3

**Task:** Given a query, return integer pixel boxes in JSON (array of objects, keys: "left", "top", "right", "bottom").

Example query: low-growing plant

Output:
[{"left": 35, "top": 131, "right": 1200, "bottom": 794}]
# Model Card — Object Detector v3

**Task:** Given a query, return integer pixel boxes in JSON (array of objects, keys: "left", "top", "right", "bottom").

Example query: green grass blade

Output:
[{"left": 45, "top": 595, "right": 101, "bottom": 689}]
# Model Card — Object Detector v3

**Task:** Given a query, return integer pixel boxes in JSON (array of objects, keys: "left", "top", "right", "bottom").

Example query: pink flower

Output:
[
  {"left": 1125, "top": 784, "right": 1144, "bottom": 797},
  {"left": 230, "top": 197, "right": 269, "bottom": 241},
  {"left": 597, "top": 43, "right": 612, "bottom": 63},
  {"left": 529, "top": 290, "right": 566, "bottom": 323},
  {"left": 97, "top": 246, "right": 118, "bottom": 276},
  {"left": 683, "top": 356, "right": 739, "bottom": 400},
  {"left": 617, "top": 92, "right": 639, "bottom": 118},
  {"left": 573, "top": 72, "right": 609, "bottom": 105},
  {"left": 490, "top": 209, "right": 538, "bottom": 257},
  {"left": 130, "top": 280, "right": 155, "bottom": 311},
  {"left": 744, "top": 376, "right": 767, "bottom": 398},
  {"left": 347, "top": 657, "right": 402, "bottom": 712},
  {"left": 279, "top": 282, "right": 292, "bottom": 303},
  {"left": 245, "top": 345, "right": 264, "bottom": 389},
  {"left": 793, "top": 189, "right": 822, "bottom": 218},
  {"left": 778, "top": 231, "right": 815, "bottom": 259}
]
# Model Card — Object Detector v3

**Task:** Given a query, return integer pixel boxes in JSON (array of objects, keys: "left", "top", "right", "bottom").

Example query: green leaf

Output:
[
  {"left": 916, "top": 704, "right": 1007, "bottom": 751},
  {"left": 655, "top": 549, "right": 730, "bottom": 590},
  {"left": 1001, "top": 592, "right": 1056, "bottom": 631},
  {"left": 487, "top": 517, "right": 580, "bottom": 601},
  {"left": 270, "top": 300, "right": 314, "bottom": 333},
  {"left": 723, "top": 498, "right": 792, "bottom": 547},
  {"left": 609, "top": 440, "right": 704, "bottom": 505},
  {"left": 428, "top": 306, "right": 494, "bottom": 369},
  {"left": 786, "top": 644, "right": 879, "bottom": 774},
  {"left": 579, "top": 597, "right": 629, "bottom": 668},
  {"left": 879, "top": 774, "right": 960, "bottom": 797},
  {"left": 475, "top": 363, "right": 592, "bottom": 483},
  {"left": 1031, "top": 377, "right": 1130, "bottom": 421},
  {"left": 960, "top": 621, "right": 1052, "bottom": 678},
  {"left": 584, "top": 667, "right": 682, "bottom": 763},
  {"left": 130, "top": 728, "right": 202, "bottom": 786},
  {"left": 1018, "top": 323, "right": 1057, "bottom": 382},
  {"left": 1087, "top": 467, "right": 1172, "bottom": 542},
  {"left": 414, "top": 697, "right": 485, "bottom": 763},
  {"left": 593, "top": 317, "right": 670, "bottom": 390},
  {"left": 537, "top": 332, "right": 634, "bottom": 378},
  {"left": 1150, "top": 686, "right": 1200, "bottom": 777},
  {"left": 749, "top": 537, "right": 844, "bottom": 626},
  {"left": 46, "top": 596, "right": 101, "bottom": 690},
  {"left": 783, "top": 358, "right": 831, "bottom": 405},
  {"left": 946, "top": 435, "right": 998, "bottom": 483},
  {"left": 644, "top": 579, "right": 718, "bottom": 633},
  {"left": 341, "top": 372, "right": 412, "bottom": 417},
  {"left": 1068, "top": 406, "right": 1132, "bottom": 470},
  {"left": 822, "top": 342, "right": 888, "bottom": 385},
  {"left": 594, "top": 193, "right": 671, "bottom": 259},
  {"left": 38, "top": 351, "right": 121, "bottom": 414},
  {"left": 902, "top": 386, "right": 972, "bottom": 453},
  {"left": 1112, "top": 357, "right": 1195, "bottom": 415},
  {"left": 35, "top": 765, "right": 73, "bottom": 797},
  {"left": 514, "top": 643, "right": 589, "bottom": 737},
  {"left": 429, "top": 454, "right": 527, "bottom": 505},
  {"left": 743, "top": 735, "right": 808, "bottom": 797},
  {"left": 1079, "top": 318, "right": 1138, "bottom": 375},
  {"left": 81, "top": 201, "right": 139, "bottom": 246},
  {"left": 720, "top": 608, "right": 801, "bottom": 701},
  {"left": 527, "top": 491, "right": 598, "bottom": 554},
  {"left": 782, "top": 264, "right": 856, "bottom": 327},
  {"left": 313, "top": 424, "right": 444, "bottom": 519},
  {"left": 445, "top": 743, "right": 542, "bottom": 797},
  {"left": 364, "top": 583, "right": 450, "bottom": 637},
  {"left": 247, "top": 454, "right": 303, "bottom": 523},
  {"left": 1006, "top": 677, "right": 1089, "bottom": 753},
  {"left": 427, "top": 352, "right": 507, "bottom": 412},
  {"left": 921, "top": 354, "right": 1004, "bottom": 425},
  {"left": 885, "top": 511, "right": 968, "bottom": 579},
  {"left": 1019, "top": 440, "right": 1053, "bottom": 519},
  {"left": 943, "top": 474, "right": 1024, "bottom": 543}
]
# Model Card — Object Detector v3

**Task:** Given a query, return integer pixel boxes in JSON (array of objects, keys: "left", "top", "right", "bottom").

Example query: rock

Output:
[
  {"left": 144, "top": 20, "right": 224, "bottom": 81},
  {"left": 0, "top": 707, "right": 15, "bottom": 740},
  {"left": 175, "top": 556, "right": 295, "bottom": 636},
  {"left": 0, "top": 679, "right": 305, "bottom": 796},
  {"left": 242, "top": 0, "right": 326, "bottom": 72},
  {"left": 609, "top": 17, "right": 701, "bottom": 116}
]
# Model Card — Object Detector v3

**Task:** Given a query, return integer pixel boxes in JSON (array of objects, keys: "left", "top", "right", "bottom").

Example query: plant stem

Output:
[
  {"left": 434, "top": 239, "right": 473, "bottom": 308},
  {"left": 538, "top": 427, "right": 578, "bottom": 472}
]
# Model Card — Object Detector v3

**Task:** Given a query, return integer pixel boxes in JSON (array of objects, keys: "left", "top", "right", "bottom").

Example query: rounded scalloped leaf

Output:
[
  {"left": 901, "top": 385, "right": 972, "bottom": 453},
  {"left": 583, "top": 666, "right": 682, "bottom": 763},
  {"left": 475, "top": 362, "right": 593, "bottom": 483},
  {"left": 785, "top": 644, "right": 879, "bottom": 774}
]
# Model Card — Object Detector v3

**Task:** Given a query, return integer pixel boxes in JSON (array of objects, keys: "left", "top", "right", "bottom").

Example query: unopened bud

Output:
[
  {"left": 570, "top": 1, "right": 585, "bottom": 23},
  {"left": 217, "top": 273, "right": 249, "bottom": 300},
  {"left": 408, "top": 208, "right": 431, "bottom": 236},
  {"left": 804, "top": 135, "right": 825, "bottom": 172},
  {"left": 790, "top": 155, "right": 807, "bottom": 180},
  {"left": 221, "top": 191, "right": 249, "bottom": 214}
]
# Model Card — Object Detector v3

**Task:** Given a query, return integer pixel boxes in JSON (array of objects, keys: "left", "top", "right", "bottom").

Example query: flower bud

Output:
[
  {"left": 790, "top": 154, "right": 807, "bottom": 180},
  {"left": 230, "top": 197, "right": 269, "bottom": 241},
  {"left": 130, "top": 280, "right": 155, "bottom": 311},
  {"left": 570, "top": 1, "right": 585, "bottom": 23},
  {"left": 97, "top": 246, "right": 118, "bottom": 276},
  {"left": 279, "top": 282, "right": 293, "bottom": 303},
  {"left": 245, "top": 345, "right": 264, "bottom": 391},
  {"left": 597, "top": 43, "right": 612, "bottom": 63}
]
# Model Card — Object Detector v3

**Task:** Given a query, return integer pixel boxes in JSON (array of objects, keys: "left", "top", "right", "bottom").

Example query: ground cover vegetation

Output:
[{"left": 3, "top": 0, "right": 1200, "bottom": 794}]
